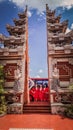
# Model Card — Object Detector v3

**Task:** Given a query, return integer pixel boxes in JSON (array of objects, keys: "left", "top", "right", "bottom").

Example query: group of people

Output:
[{"left": 30, "top": 84, "right": 49, "bottom": 102}]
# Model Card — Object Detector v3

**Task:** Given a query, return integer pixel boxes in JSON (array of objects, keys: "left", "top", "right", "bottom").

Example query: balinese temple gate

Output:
[
  {"left": 46, "top": 4, "right": 73, "bottom": 113},
  {"left": 0, "top": 6, "right": 29, "bottom": 113},
  {"left": 0, "top": 5, "right": 73, "bottom": 114}
]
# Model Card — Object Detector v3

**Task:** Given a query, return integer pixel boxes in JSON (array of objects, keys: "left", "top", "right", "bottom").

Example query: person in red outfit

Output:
[
  {"left": 34, "top": 84, "right": 39, "bottom": 101},
  {"left": 30, "top": 86, "right": 35, "bottom": 101},
  {"left": 43, "top": 85, "right": 49, "bottom": 101},
  {"left": 39, "top": 85, "right": 43, "bottom": 101},
  {"left": 45, "top": 86, "right": 49, "bottom": 101},
  {"left": 43, "top": 87, "right": 46, "bottom": 101}
]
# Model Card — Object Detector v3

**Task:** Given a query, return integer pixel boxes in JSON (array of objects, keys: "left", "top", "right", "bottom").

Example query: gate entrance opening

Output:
[{"left": 29, "top": 78, "right": 50, "bottom": 103}]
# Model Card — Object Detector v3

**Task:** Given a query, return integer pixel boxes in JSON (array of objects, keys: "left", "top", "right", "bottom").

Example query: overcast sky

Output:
[{"left": 0, "top": 0, "right": 73, "bottom": 78}]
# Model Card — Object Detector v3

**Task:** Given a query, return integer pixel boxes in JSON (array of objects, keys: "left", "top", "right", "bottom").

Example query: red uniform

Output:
[
  {"left": 43, "top": 88, "right": 46, "bottom": 101},
  {"left": 30, "top": 87, "right": 35, "bottom": 101},
  {"left": 30, "top": 87, "right": 35, "bottom": 96},
  {"left": 45, "top": 87, "right": 49, "bottom": 101},
  {"left": 34, "top": 87, "right": 39, "bottom": 101},
  {"left": 39, "top": 88, "right": 43, "bottom": 101},
  {"left": 43, "top": 87, "right": 49, "bottom": 101}
]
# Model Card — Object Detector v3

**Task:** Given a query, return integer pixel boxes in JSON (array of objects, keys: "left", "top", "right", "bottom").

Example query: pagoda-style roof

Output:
[
  {"left": 48, "top": 33, "right": 71, "bottom": 45},
  {"left": 18, "top": 6, "right": 27, "bottom": 19},
  {"left": 0, "top": 34, "right": 5, "bottom": 42},
  {"left": 46, "top": 4, "right": 50, "bottom": 11},
  {"left": 46, "top": 4, "right": 55, "bottom": 17},
  {"left": 4, "top": 35, "right": 25, "bottom": 44},
  {"left": 47, "top": 20, "right": 68, "bottom": 33},
  {"left": 13, "top": 18, "right": 26, "bottom": 26},
  {"left": 6, "top": 24, "right": 26, "bottom": 35},
  {"left": 0, "top": 7, "right": 28, "bottom": 60},
  {"left": 66, "top": 30, "right": 73, "bottom": 40},
  {"left": 47, "top": 15, "right": 61, "bottom": 24},
  {"left": 46, "top": 10, "right": 55, "bottom": 17},
  {"left": 0, "top": 34, "right": 25, "bottom": 47},
  {"left": 18, "top": 11, "right": 27, "bottom": 19},
  {"left": 62, "top": 20, "right": 68, "bottom": 26},
  {"left": 46, "top": 5, "right": 69, "bottom": 34}
]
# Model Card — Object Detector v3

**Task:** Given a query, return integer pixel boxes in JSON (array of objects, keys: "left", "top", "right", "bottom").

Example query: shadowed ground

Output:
[{"left": 0, "top": 114, "right": 73, "bottom": 130}]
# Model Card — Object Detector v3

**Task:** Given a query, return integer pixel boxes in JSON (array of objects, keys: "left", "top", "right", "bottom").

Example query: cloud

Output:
[
  {"left": 10, "top": 0, "right": 25, "bottom": 8},
  {"left": 10, "top": 0, "right": 73, "bottom": 12},
  {"left": 37, "top": 11, "right": 45, "bottom": 16},
  {"left": 66, "top": 5, "right": 73, "bottom": 10},
  {"left": 36, "top": 75, "right": 41, "bottom": 78},
  {"left": 27, "top": 10, "right": 32, "bottom": 17},
  {"left": 71, "top": 23, "right": 73, "bottom": 29},
  {"left": 65, "top": 28, "right": 71, "bottom": 34},
  {"left": 38, "top": 69, "right": 43, "bottom": 74},
  {"left": 34, "top": 69, "right": 44, "bottom": 78},
  {"left": 37, "top": 11, "right": 45, "bottom": 21}
]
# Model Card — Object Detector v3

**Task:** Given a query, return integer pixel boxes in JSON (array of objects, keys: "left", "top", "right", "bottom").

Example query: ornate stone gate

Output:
[
  {"left": 0, "top": 6, "right": 29, "bottom": 113},
  {"left": 46, "top": 4, "right": 73, "bottom": 113}
]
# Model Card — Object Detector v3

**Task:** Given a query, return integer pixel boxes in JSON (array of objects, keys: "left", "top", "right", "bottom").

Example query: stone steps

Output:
[{"left": 23, "top": 102, "right": 51, "bottom": 113}]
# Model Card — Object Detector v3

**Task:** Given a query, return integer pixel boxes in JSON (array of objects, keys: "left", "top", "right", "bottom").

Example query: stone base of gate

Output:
[{"left": 51, "top": 103, "right": 65, "bottom": 114}]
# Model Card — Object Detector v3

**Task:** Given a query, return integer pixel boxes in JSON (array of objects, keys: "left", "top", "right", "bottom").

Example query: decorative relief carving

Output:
[
  {"left": 49, "top": 44, "right": 55, "bottom": 50},
  {"left": 0, "top": 61, "right": 6, "bottom": 66},
  {"left": 3, "top": 52, "right": 9, "bottom": 56},
  {"left": 57, "top": 62, "right": 73, "bottom": 81},
  {"left": 63, "top": 65, "right": 71, "bottom": 76},
  {"left": 49, "top": 50, "right": 55, "bottom": 54},
  {"left": 69, "top": 58, "right": 73, "bottom": 65},
  {"left": 64, "top": 50, "right": 71, "bottom": 54},
  {"left": 57, "top": 58, "right": 68, "bottom": 62},
  {"left": 70, "top": 78, "right": 73, "bottom": 84},
  {"left": 4, "top": 64, "right": 17, "bottom": 79},
  {"left": 64, "top": 45, "right": 71, "bottom": 49},
  {"left": 52, "top": 59, "right": 57, "bottom": 65},
  {"left": 60, "top": 81, "right": 69, "bottom": 87},
  {"left": 5, "top": 82, "right": 14, "bottom": 87},
  {"left": 17, "top": 61, "right": 22, "bottom": 66},
  {"left": 8, "top": 45, "right": 18, "bottom": 49}
]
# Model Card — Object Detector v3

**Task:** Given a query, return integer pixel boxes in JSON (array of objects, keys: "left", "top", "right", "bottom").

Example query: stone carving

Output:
[
  {"left": 52, "top": 59, "right": 57, "bottom": 65},
  {"left": 69, "top": 58, "right": 73, "bottom": 65},
  {"left": 13, "top": 66, "right": 22, "bottom": 92},
  {"left": 52, "top": 65, "right": 60, "bottom": 92}
]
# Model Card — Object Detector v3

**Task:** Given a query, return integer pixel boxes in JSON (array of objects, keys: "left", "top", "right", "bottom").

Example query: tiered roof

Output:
[
  {"left": 47, "top": 15, "right": 61, "bottom": 24},
  {"left": 6, "top": 24, "right": 26, "bottom": 35},
  {"left": 46, "top": 4, "right": 73, "bottom": 46},
  {"left": 13, "top": 18, "right": 26, "bottom": 26},
  {"left": 0, "top": 6, "right": 28, "bottom": 58},
  {"left": 46, "top": 4, "right": 73, "bottom": 57}
]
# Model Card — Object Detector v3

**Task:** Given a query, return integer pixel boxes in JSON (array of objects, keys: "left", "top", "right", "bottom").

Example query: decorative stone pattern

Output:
[
  {"left": 7, "top": 103, "right": 23, "bottom": 114},
  {"left": 51, "top": 103, "right": 65, "bottom": 114},
  {"left": 50, "top": 91, "right": 73, "bottom": 103}
]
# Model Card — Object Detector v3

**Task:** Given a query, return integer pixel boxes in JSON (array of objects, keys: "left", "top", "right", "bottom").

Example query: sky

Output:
[{"left": 0, "top": 0, "right": 73, "bottom": 78}]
